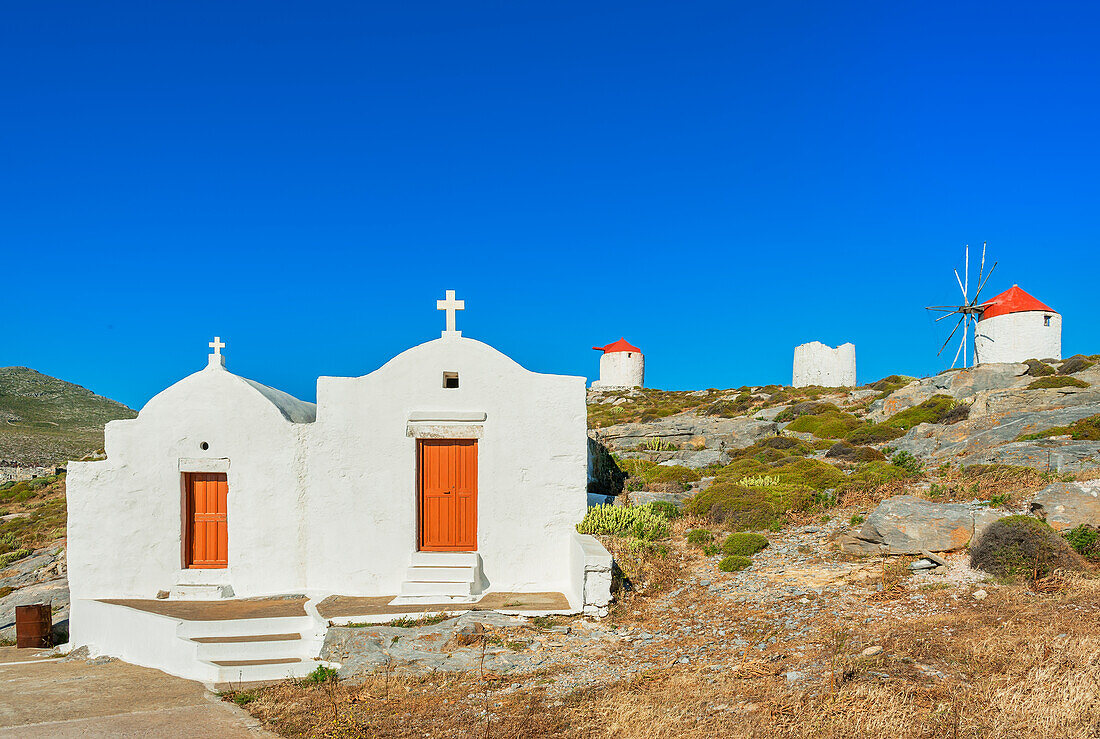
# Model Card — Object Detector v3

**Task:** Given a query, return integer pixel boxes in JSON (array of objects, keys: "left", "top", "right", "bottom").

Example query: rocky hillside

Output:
[
  {"left": 0, "top": 367, "right": 136, "bottom": 466},
  {"left": 589, "top": 354, "right": 1100, "bottom": 485}
]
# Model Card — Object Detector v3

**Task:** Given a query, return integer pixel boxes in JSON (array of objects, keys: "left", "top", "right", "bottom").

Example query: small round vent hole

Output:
[{"left": 199, "top": 442, "right": 209, "bottom": 451}]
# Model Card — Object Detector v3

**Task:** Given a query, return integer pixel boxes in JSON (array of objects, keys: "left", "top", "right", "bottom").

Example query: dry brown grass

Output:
[{"left": 232, "top": 573, "right": 1100, "bottom": 738}]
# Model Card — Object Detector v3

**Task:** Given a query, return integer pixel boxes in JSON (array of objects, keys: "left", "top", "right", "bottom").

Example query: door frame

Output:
[
  {"left": 182, "top": 471, "right": 229, "bottom": 569},
  {"left": 416, "top": 438, "right": 478, "bottom": 552}
]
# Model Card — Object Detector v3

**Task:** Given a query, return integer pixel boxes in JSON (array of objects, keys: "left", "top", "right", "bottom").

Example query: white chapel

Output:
[{"left": 65, "top": 292, "right": 612, "bottom": 683}]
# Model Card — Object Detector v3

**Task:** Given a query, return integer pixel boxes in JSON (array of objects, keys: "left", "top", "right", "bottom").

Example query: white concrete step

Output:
[
  {"left": 176, "top": 615, "right": 317, "bottom": 640},
  {"left": 410, "top": 551, "right": 480, "bottom": 567},
  {"left": 403, "top": 566, "right": 477, "bottom": 582},
  {"left": 400, "top": 580, "right": 476, "bottom": 597},
  {"left": 192, "top": 633, "right": 307, "bottom": 662},
  {"left": 388, "top": 593, "right": 482, "bottom": 606},
  {"left": 206, "top": 657, "right": 319, "bottom": 684}
]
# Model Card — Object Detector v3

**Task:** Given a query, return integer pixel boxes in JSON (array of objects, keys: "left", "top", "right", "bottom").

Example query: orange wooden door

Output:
[
  {"left": 185, "top": 473, "right": 229, "bottom": 568},
  {"left": 419, "top": 439, "right": 477, "bottom": 551}
]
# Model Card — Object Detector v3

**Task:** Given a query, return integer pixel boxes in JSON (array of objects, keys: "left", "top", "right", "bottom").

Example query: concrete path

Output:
[{"left": 0, "top": 647, "right": 278, "bottom": 738}]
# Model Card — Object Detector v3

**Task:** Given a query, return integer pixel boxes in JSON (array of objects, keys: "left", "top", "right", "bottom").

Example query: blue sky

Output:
[{"left": 2, "top": 1, "right": 1098, "bottom": 409}]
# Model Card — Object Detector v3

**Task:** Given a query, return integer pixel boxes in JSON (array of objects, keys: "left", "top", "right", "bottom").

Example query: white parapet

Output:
[{"left": 792, "top": 341, "right": 856, "bottom": 388}]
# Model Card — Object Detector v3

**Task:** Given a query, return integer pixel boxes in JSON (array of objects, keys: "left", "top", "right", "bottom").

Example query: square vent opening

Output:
[{"left": 443, "top": 372, "right": 459, "bottom": 389}]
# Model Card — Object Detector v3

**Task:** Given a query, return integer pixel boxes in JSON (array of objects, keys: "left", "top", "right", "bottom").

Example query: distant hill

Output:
[{"left": 0, "top": 367, "right": 137, "bottom": 466}]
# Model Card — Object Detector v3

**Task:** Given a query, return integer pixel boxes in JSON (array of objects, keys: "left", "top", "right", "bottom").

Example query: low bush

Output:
[
  {"left": 825, "top": 440, "right": 885, "bottom": 462},
  {"left": 302, "top": 665, "right": 339, "bottom": 685},
  {"left": 685, "top": 482, "right": 811, "bottom": 531},
  {"left": 883, "top": 395, "right": 960, "bottom": 430},
  {"left": 890, "top": 450, "right": 924, "bottom": 475},
  {"left": 845, "top": 461, "right": 912, "bottom": 488},
  {"left": 970, "top": 515, "right": 1087, "bottom": 580},
  {"left": 1058, "top": 354, "right": 1096, "bottom": 375},
  {"left": 1064, "top": 525, "right": 1099, "bottom": 560},
  {"left": 1024, "top": 359, "right": 1056, "bottom": 377},
  {"left": 785, "top": 410, "right": 864, "bottom": 439},
  {"left": 577, "top": 504, "right": 672, "bottom": 541},
  {"left": 686, "top": 529, "right": 714, "bottom": 548},
  {"left": 0, "top": 548, "right": 31, "bottom": 567},
  {"left": 869, "top": 374, "right": 915, "bottom": 397},
  {"left": 849, "top": 514, "right": 865, "bottom": 526},
  {"left": 722, "top": 532, "right": 769, "bottom": 556},
  {"left": 645, "top": 500, "right": 680, "bottom": 519},
  {"left": 718, "top": 555, "right": 752, "bottom": 572},
  {"left": 845, "top": 423, "right": 905, "bottom": 445},
  {"left": 1028, "top": 376, "right": 1090, "bottom": 390}
]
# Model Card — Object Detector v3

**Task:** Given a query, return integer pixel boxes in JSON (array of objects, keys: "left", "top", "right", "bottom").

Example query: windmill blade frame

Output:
[{"left": 938, "top": 315, "right": 965, "bottom": 356}]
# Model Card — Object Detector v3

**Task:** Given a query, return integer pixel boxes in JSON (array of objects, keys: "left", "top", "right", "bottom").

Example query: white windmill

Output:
[{"left": 925, "top": 242, "right": 997, "bottom": 368}]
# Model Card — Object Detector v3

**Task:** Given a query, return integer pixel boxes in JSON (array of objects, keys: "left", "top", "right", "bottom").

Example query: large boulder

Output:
[
  {"left": 1030, "top": 480, "right": 1100, "bottom": 531},
  {"left": 839, "top": 495, "right": 1004, "bottom": 555}
]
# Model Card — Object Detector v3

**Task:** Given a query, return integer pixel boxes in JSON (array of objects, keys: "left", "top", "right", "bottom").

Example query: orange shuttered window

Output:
[
  {"left": 185, "top": 473, "right": 229, "bottom": 568},
  {"left": 419, "top": 439, "right": 478, "bottom": 551}
]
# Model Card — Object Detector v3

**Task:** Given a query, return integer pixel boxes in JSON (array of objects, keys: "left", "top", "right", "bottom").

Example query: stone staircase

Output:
[{"left": 390, "top": 552, "right": 484, "bottom": 605}]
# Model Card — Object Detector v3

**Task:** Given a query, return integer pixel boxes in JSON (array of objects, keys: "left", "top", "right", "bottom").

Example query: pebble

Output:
[
  {"left": 972, "top": 589, "right": 988, "bottom": 601},
  {"left": 861, "top": 645, "right": 883, "bottom": 657}
]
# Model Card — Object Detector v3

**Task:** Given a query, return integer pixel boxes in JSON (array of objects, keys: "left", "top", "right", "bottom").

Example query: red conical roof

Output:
[
  {"left": 978, "top": 285, "right": 1056, "bottom": 321},
  {"left": 592, "top": 337, "right": 642, "bottom": 354}
]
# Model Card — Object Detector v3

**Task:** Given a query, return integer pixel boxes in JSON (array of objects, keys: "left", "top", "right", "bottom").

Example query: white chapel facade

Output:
[{"left": 66, "top": 293, "right": 611, "bottom": 681}]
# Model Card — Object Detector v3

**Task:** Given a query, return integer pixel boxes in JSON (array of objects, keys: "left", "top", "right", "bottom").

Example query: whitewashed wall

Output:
[
  {"left": 976, "top": 311, "right": 1062, "bottom": 364},
  {"left": 593, "top": 351, "right": 644, "bottom": 388},
  {"left": 792, "top": 341, "right": 856, "bottom": 387},
  {"left": 67, "top": 358, "right": 314, "bottom": 600},
  {"left": 307, "top": 336, "right": 588, "bottom": 597},
  {"left": 68, "top": 337, "right": 589, "bottom": 603}
]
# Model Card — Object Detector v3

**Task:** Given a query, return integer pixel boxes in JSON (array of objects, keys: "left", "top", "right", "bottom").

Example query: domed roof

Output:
[
  {"left": 978, "top": 285, "right": 1056, "bottom": 321},
  {"left": 592, "top": 338, "right": 642, "bottom": 354}
]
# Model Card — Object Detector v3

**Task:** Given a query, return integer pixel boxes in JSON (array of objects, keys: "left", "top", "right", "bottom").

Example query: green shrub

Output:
[
  {"left": 685, "top": 482, "right": 810, "bottom": 531},
  {"left": 0, "top": 548, "right": 31, "bottom": 567},
  {"left": 969, "top": 515, "right": 1086, "bottom": 579},
  {"left": 1024, "top": 359, "right": 1056, "bottom": 377},
  {"left": 844, "top": 461, "right": 912, "bottom": 489},
  {"left": 1064, "top": 525, "right": 1100, "bottom": 560},
  {"left": 849, "top": 514, "right": 865, "bottom": 526},
  {"left": 869, "top": 375, "right": 916, "bottom": 397},
  {"left": 718, "top": 555, "right": 752, "bottom": 572},
  {"left": 845, "top": 423, "right": 905, "bottom": 445},
  {"left": 302, "top": 664, "right": 339, "bottom": 685},
  {"left": 576, "top": 504, "right": 671, "bottom": 541},
  {"left": 883, "top": 395, "right": 960, "bottom": 430},
  {"left": 722, "top": 532, "right": 769, "bottom": 556},
  {"left": 651, "top": 466, "right": 702, "bottom": 486},
  {"left": 890, "top": 450, "right": 923, "bottom": 475},
  {"left": 686, "top": 529, "right": 715, "bottom": 548},
  {"left": 1058, "top": 354, "right": 1096, "bottom": 375},
  {"left": 785, "top": 410, "right": 864, "bottom": 439},
  {"left": 643, "top": 500, "right": 681, "bottom": 519},
  {"left": 825, "top": 441, "right": 885, "bottom": 462},
  {"left": 1028, "top": 376, "right": 1090, "bottom": 390}
]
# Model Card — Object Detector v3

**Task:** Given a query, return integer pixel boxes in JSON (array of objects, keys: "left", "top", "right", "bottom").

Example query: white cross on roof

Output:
[
  {"left": 208, "top": 336, "right": 225, "bottom": 356},
  {"left": 436, "top": 290, "right": 465, "bottom": 338}
]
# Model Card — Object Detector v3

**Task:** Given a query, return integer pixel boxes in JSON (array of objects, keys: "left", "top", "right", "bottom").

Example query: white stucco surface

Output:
[
  {"left": 67, "top": 330, "right": 609, "bottom": 676},
  {"left": 792, "top": 341, "right": 856, "bottom": 388},
  {"left": 975, "top": 311, "right": 1062, "bottom": 364},
  {"left": 593, "top": 351, "right": 644, "bottom": 388}
]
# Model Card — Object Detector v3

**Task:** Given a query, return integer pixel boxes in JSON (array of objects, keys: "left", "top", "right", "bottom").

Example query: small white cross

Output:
[
  {"left": 436, "top": 290, "right": 465, "bottom": 338},
  {"left": 208, "top": 336, "right": 225, "bottom": 356}
]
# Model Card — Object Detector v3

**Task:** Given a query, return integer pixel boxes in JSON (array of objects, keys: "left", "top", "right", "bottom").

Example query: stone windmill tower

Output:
[
  {"left": 926, "top": 243, "right": 1061, "bottom": 365},
  {"left": 591, "top": 338, "right": 644, "bottom": 388}
]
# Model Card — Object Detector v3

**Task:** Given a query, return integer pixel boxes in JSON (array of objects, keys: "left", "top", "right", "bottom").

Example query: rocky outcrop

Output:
[
  {"left": 839, "top": 496, "right": 1008, "bottom": 555},
  {"left": 889, "top": 401, "right": 1100, "bottom": 470},
  {"left": 1030, "top": 480, "right": 1100, "bottom": 531},
  {"left": 867, "top": 364, "right": 1028, "bottom": 422},
  {"left": 593, "top": 416, "right": 777, "bottom": 453}
]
